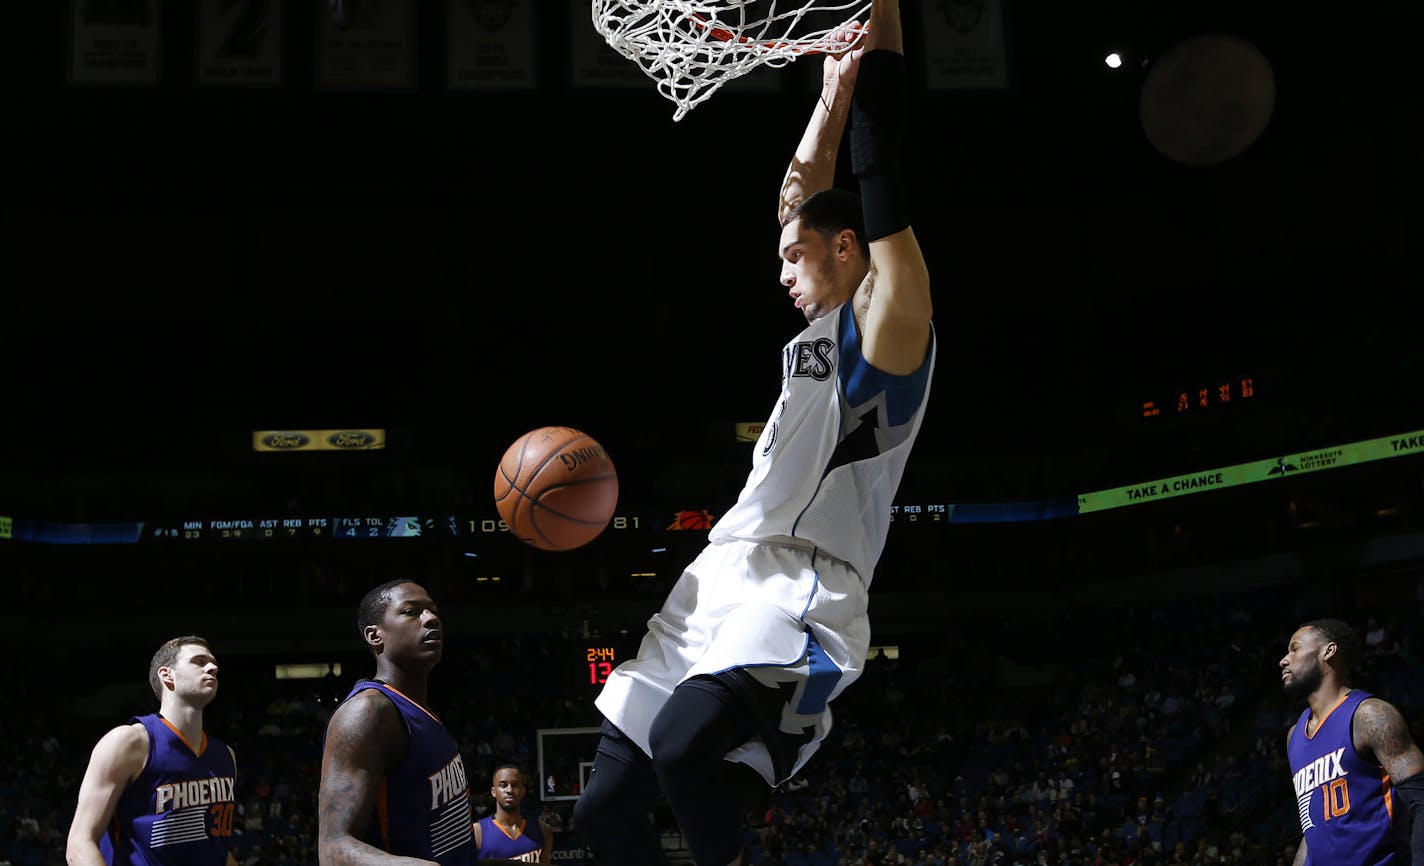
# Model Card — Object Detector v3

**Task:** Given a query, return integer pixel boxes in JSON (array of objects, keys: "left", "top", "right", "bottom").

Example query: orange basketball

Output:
[{"left": 493, "top": 427, "right": 619, "bottom": 551}]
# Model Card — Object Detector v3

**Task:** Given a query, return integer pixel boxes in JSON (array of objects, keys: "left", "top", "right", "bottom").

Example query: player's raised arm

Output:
[
  {"left": 777, "top": 24, "right": 864, "bottom": 226},
  {"left": 66, "top": 724, "right": 149, "bottom": 866},
  {"left": 318, "top": 691, "right": 433, "bottom": 866},
  {"left": 851, "top": 0, "right": 933, "bottom": 377}
]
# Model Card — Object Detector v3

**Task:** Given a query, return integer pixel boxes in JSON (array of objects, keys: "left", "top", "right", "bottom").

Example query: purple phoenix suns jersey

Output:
[
  {"left": 1287, "top": 689, "right": 1407, "bottom": 866},
  {"left": 475, "top": 815, "right": 545, "bottom": 862},
  {"left": 99, "top": 714, "right": 236, "bottom": 866},
  {"left": 346, "top": 681, "right": 474, "bottom": 866}
]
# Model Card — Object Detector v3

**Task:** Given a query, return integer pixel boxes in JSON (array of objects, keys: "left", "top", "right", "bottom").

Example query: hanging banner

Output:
[
  {"left": 315, "top": 0, "right": 418, "bottom": 91},
  {"left": 196, "top": 0, "right": 285, "bottom": 87},
  {"left": 447, "top": 0, "right": 537, "bottom": 91},
  {"left": 1077, "top": 429, "right": 1424, "bottom": 514},
  {"left": 70, "top": 0, "right": 161, "bottom": 85},
  {"left": 923, "top": 0, "right": 1011, "bottom": 91}
]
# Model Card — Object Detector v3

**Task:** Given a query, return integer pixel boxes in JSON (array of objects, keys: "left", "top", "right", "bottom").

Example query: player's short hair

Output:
[
  {"left": 786, "top": 188, "right": 867, "bottom": 254},
  {"left": 1300, "top": 618, "right": 1362, "bottom": 675},
  {"left": 357, "top": 578, "right": 419, "bottom": 641},
  {"left": 148, "top": 635, "right": 211, "bottom": 701},
  {"left": 492, "top": 762, "right": 525, "bottom": 783}
]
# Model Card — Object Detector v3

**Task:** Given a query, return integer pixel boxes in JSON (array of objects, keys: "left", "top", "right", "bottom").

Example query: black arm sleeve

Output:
[
  {"left": 850, "top": 49, "right": 909, "bottom": 242},
  {"left": 1395, "top": 772, "right": 1424, "bottom": 864}
]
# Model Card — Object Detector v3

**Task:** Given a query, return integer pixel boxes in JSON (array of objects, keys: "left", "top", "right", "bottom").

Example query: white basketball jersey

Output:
[{"left": 709, "top": 302, "right": 935, "bottom": 583}]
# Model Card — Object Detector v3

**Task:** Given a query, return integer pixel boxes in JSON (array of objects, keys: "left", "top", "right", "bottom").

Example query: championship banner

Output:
[
  {"left": 1077, "top": 429, "right": 1424, "bottom": 514},
  {"left": 314, "top": 0, "right": 417, "bottom": 91},
  {"left": 69, "top": 0, "right": 161, "bottom": 85},
  {"left": 447, "top": 0, "right": 537, "bottom": 91},
  {"left": 196, "top": 0, "right": 285, "bottom": 87},
  {"left": 569, "top": 0, "right": 646, "bottom": 90},
  {"left": 923, "top": 0, "right": 1011, "bottom": 91},
  {"left": 252, "top": 429, "right": 387, "bottom": 452}
]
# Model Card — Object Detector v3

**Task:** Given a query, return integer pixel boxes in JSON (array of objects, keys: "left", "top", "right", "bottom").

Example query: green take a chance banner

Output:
[{"left": 1077, "top": 430, "right": 1424, "bottom": 514}]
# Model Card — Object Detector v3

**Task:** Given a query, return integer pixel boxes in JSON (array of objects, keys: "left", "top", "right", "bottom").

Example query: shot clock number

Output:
[{"left": 587, "top": 647, "right": 615, "bottom": 685}]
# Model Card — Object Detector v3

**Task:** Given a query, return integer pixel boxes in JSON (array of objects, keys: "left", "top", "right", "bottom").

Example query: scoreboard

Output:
[
  {"left": 11, "top": 425, "right": 1424, "bottom": 546},
  {"left": 145, "top": 502, "right": 974, "bottom": 543},
  {"left": 150, "top": 510, "right": 679, "bottom": 542}
]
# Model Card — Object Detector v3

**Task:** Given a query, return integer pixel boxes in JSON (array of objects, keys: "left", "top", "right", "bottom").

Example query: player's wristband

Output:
[
  {"left": 1395, "top": 772, "right": 1424, "bottom": 863},
  {"left": 851, "top": 49, "right": 909, "bottom": 242}
]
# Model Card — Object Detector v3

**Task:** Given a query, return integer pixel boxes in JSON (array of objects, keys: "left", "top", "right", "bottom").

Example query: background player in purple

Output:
[
  {"left": 473, "top": 765, "right": 550, "bottom": 863},
  {"left": 66, "top": 635, "right": 237, "bottom": 866},
  {"left": 319, "top": 580, "right": 502, "bottom": 866},
  {"left": 1280, "top": 618, "right": 1424, "bottom": 865}
]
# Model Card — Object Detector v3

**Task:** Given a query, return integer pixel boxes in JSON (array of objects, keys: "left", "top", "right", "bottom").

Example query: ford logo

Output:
[
  {"left": 328, "top": 431, "right": 377, "bottom": 449},
  {"left": 262, "top": 433, "right": 310, "bottom": 449}
]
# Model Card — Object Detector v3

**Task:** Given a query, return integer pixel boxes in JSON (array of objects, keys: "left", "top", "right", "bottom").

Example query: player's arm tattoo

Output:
[
  {"left": 317, "top": 691, "right": 429, "bottom": 866},
  {"left": 1354, "top": 698, "right": 1424, "bottom": 782}
]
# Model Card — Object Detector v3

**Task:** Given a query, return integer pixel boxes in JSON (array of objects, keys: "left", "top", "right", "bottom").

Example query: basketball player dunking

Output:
[
  {"left": 1280, "top": 618, "right": 1424, "bottom": 865},
  {"left": 574, "top": 2, "right": 935, "bottom": 864}
]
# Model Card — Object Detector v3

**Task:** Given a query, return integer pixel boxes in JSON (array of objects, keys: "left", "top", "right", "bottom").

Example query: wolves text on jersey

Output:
[{"left": 783, "top": 338, "right": 835, "bottom": 384}]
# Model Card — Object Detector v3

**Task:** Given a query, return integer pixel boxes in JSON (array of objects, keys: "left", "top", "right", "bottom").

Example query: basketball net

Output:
[{"left": 590, "top": 0, "right": 871, "bottom": 121}]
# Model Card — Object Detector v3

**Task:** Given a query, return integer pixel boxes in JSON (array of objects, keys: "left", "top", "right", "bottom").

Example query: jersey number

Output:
[
  {"left": 1321, "top": 778, "right": 1350, "bottom": 820},
  {"left": 210, "top": 802, "right": 235, "bottom": 837}
]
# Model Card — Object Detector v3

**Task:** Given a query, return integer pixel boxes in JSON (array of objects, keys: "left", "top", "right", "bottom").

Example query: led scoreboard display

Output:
[
  {"left": 1141, "top": 374, "right": 1256, "bottom": 419},
  {"left": 586, "top": 646, "right": 616, "bottom": 685},
  {"left": 153, "top": 506, "right": 968, "bottom": 541},
  {"left": 153, "top": 510, "right": 693, "bottom": 542},
  {"left": 172, "top": 516, "right": 422, "bottom": 540},
  {"left": 178, "top": 517, "right": 332, "bottom": 540}
]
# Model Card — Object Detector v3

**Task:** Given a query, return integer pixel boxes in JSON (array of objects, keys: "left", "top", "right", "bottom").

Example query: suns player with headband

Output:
[
  {"left": 473, "top": 764, "right": 551, "bottom": 863},
  {"left": 318, "top": 580, "right": 492, "bottom": 866},
  {"left": 1280, "top": 618, "right": 1424, "bottom": 865},
  {"left": 66, "top": 635, "right": 238, "bottom": 866},
  {"left": 574, "top": 2, "right": 935, "bottom": 864}
]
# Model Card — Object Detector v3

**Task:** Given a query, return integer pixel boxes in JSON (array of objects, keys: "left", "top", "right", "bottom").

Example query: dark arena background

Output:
[{"left": 3, "top": 2, "right": 1423, "bottom": 865}]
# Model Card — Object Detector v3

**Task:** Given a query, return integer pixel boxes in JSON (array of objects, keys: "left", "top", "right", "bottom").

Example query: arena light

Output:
[{"left": 275, "top": 663, "right": 342, "bottom": 680}]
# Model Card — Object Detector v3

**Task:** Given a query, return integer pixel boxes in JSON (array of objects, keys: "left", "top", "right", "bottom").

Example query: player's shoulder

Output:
[
  {"left": 1353, "top": 694, "right": 1405, "bottom": 725},
  {"left": 1349, "top": 695, "right": 1412, "bottom": 744},
  {"left": 87, "top": 720, "right": 151, "bottom": 777},
  {"left": 103, "top": 719, "right": 152, "bottom": 749},
  {"left": 325, "top": 686, "right": 406, "bottom": 749},
  {"left": 329, "top": 684, "right": 399, "bottom": 724}
]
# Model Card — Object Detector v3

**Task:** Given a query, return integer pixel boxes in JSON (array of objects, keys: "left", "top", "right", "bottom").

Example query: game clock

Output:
[{"left": 586, "top": 646, "right": 616, "bottom": 685}]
